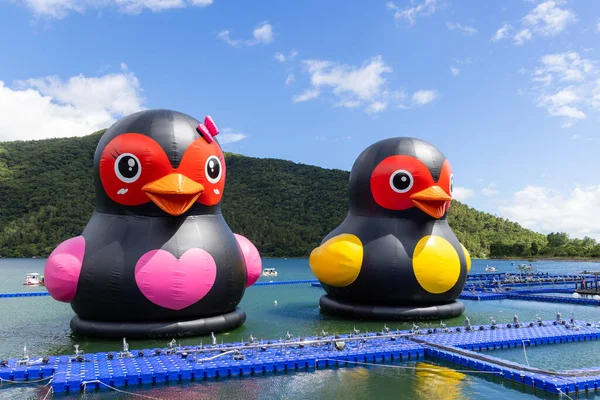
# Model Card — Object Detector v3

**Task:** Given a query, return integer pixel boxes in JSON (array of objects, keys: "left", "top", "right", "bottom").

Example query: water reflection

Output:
[{"left": 414, "top": 362, "right": 468, "bottom": 400}]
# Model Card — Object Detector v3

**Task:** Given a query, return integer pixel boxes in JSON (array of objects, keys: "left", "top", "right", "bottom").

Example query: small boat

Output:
[
  {"left": 24, "top": 273, "right": 43, "bottom": 286},
  {"left": 262, "top": 268, "right": 278, "bottom": 277},
  {"left": 517, "top": 264, "right": 533, "bottom": 270},
  {"left": 485, "top": 265, "right": 497, "bottom": 272}
]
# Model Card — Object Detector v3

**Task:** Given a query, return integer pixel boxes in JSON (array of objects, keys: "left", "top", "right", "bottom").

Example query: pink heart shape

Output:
[{"left": 134, "top": 248, "right": 217, "bottom": 310}]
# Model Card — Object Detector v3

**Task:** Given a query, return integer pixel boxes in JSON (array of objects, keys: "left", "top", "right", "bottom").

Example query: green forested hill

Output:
[{"left": 0, "top": 132, "right": 597, "bottom": 258}]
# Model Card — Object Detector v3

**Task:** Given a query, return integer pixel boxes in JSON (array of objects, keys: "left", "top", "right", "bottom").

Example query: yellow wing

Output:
[
  {"left": 309, "top": 233, "right": 363, "bottom": 287},
  {"left": 460, "top": 243, "right": 471, "bottom": 273}
]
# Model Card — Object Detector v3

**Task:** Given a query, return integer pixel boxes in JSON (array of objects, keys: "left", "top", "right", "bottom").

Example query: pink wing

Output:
[
  {"left": 234, "top": 233, "right": 262, "bottom": 287},
  {"left": 44, "top": 236, "right": 85, "bottom": 302}
]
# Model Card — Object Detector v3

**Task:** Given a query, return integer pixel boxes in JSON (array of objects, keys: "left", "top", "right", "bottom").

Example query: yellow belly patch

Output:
[
  {"left": 412, "top": 235, "right": 461, "bottom": 294},
  {"left": 309, "top": 233, "right": 363, "bottom": 287},
  {"left": 460, "top": 243, "right": 471, "bottom": 273}
]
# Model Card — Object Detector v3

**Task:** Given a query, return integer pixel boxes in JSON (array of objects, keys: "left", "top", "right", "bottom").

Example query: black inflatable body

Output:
[
  {"left": 310, "top": 137, "right": 470, "bottom": 320},
  {"left": 44, "top": 109, "right": 262, "bottom": 338}
]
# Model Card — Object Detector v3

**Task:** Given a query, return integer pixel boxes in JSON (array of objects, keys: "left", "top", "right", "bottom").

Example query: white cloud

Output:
[
  {"left": 273, "top": 49, "right": 299, "bottom": 63},
  {"left": 412, "top": 89, "right": 437, "bottom": 105},
  {"left": 218, "top": 128, "right": 247, "bottom": 144},
  {"left": 452, "top": 186, "right": 475, "bottom": 202},
  {"left": 446, "top": 22, "right": 477, "bottom": 35},
  {"left": 19, "top": 0, "right": 212, "bottom": 18},
  {"left": 536, "top": 52, "right": 593, "bottom": 82},
  {"left": 386, "top": 0, "right": 438, "bottom": 25},
  {"left": 366, "top": 101, "right": 387, "bottom": 114},
  {"left": 294, "top": 56, "right": 434, "bottom": 113},
  {"left": 450, "top": 66, "right": 460, "bottom": 77},
  {"left": 252, "top": 22, "right": 273, "bottom": 44},
  {"left": 522, "top": 0, "right": 577, "bottom": 36},
  {"left": 491, "top": 24, "right": 513, "bottom": 42},
  {"left": 493, "top": 1, "right": 576, "bottom": 46},
  {"left": 482, "top": 183, "right": 499, "bottom": 196},
  {"left": 513, "top": 28, "right": 532, "bottom": 46},
  {"left": 294, "top": 55, "right": 417, "bottom": 114},
  {"left": 548, "top": 105, "right": 586, "bottom": 119},
  {"left": 597, "top": 20, "right": 600, "bottom": 32},
  {"left": 499, "top": 185, "right": 600, "bottom": 241},
  {"left": 285, "top": 74, "right": 295, "bottom": 85},
  {"left": 292, "top": 88, "right": 320, "bottom": 103},
  {"left": 0, "top": 65, "right": 144, "bottom": 141},
  {"left": 530, "top": 51, "right": 599, "bottom": 125},
  {"left": 540, "top": 87, "right": 579, "bottom": 106},
  {"left": 218, "top": 22, "right": 273, "bottom": 47}
]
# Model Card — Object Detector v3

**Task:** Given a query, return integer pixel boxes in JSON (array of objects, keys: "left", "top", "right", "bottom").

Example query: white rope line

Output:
[
  {"left": 0, "top": 374, "right": 54, "bottom": 384},
  {"left": 521, "top": 340, "right": 531, "bottom": 368},
  {"left": 314, "top": 358, "right": 503, "bottom": 375},
  {"left": 82, "top": 380, "right": 164, "bottom": 400},
  {"left": 41, "top": 386, "right": 53, "bottom": 400},
  {"left": 558, "top": 388, "right": 574, "bottom": 400}
]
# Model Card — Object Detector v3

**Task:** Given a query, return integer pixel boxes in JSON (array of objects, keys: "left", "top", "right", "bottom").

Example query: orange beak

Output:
[
  {"left": 410, "top": 186, "right": 451, "bottom": 219},
  {"left": 142, "top": 173, "right": 204, "bottom": 216}
]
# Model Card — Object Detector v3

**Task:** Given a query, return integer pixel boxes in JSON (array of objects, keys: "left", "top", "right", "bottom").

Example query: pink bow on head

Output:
[{"left": 196, "top": 115, "right": 220, "bottom": 143}]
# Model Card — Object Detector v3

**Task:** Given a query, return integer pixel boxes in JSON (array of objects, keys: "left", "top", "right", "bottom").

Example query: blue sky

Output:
[{"left": 0, "top": 0, "right": 599, "bottom": 239}]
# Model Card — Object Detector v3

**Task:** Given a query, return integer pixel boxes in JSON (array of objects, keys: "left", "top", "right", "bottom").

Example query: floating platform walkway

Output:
[
  {"left": 458, "top": 287, "right": 575, "bottom": 301},
  {"left": 0, "top": 334, "right": 425, "bottom": 394},
  {"left": 0, "top": 292, "right": 50, "bottom": 298},
  {"left": 0, "top": 280, "right": 322, "bottom": 299},
  {"left": 3, "top": 320, "right": 600, "bottom": 396},
  {"left": 458, "top": 286, "right": 600, "bottom": 306},
  {"left": 467, "top": 272, "right": 591, "bottom": 282}
]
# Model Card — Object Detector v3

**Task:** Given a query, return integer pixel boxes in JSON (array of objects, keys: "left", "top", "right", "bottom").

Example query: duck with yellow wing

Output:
[{"left": 310, "top": 137, "right": 471, "bottom": 320}]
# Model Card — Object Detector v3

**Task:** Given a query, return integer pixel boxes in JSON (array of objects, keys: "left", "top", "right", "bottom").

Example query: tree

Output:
[
  {"left": 547, "top": 232, "right": 570, "bottom": 248},
  {"left": 531, "top": 241, "right": 539, "bottom": 255}
]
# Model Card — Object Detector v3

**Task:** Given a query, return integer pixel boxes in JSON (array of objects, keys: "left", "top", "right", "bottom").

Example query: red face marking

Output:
[
  {"left": 370, "top": 155, "right": 453, "bottom": 216},
  {"left": 177, "top": 138, "right": 226, "bottom": 206},
  {"left": 99, "top": 133, "right": 226, "bottom": 211}
]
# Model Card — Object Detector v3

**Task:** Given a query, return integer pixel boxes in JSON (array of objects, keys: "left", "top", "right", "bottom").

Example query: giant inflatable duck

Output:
[
  {"left": 309, "top": 137, "right": 470, "bottom": 320},
  {"left": 44, "top": 109, "right": 262, "bottom": 338}
]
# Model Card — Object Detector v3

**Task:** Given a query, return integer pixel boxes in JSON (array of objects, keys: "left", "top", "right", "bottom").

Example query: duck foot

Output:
[
  {"left": 69, "top": 308, "right": 246, "bottom": 339},
  {"left": 319, "top": 295, "right": 464, "bottom": 321}
]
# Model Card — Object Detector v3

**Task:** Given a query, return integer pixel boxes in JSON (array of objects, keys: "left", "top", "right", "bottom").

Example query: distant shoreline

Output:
[
  {"left": 474, "top": 257, "right": 599, "bottom": 263},
  {"left": 1, "top": 256, "right": 599, "bottom": 263}
]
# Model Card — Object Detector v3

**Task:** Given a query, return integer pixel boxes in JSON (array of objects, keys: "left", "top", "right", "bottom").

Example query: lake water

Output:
[{"left": 2, "top": 257, "right": 600, "bottom": 399}]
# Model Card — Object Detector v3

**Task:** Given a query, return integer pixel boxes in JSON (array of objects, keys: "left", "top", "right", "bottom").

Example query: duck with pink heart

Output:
[{"left": 44, "top": 109, "right": 262, "bottom": 338}]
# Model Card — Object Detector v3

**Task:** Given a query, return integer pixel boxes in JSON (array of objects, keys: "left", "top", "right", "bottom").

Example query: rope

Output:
[
  {"left": 0, "top": 374, "right": 54, "bottom": 384},
  {"left": 521, "top": 340, "right": 531, "bottom": 368},
  {"left": 314, "top": 358, "right": 503, "bottom": 375},
  {"left": 41, "top": 386, "right": 53, "bottom": 400},
  {"left": 558, "top": 388, "right": 574, "bottom": 400},
  {"left": 195, "top": 350, "right": 237, "bottom": 362},
  {"left": 82, "top": 380, "right": 163, "bottom": 399}
]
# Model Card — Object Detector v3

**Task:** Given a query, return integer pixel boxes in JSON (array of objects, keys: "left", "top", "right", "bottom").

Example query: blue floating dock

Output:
[
  {"left": 2, "top": 272, "right": 600, "bottom": 396},
  {"left": 2, "top": 320, "right": 600, "bottom": 396},
  {"left": 458, "top": 285, "right": 600, "bottom": 307},
  {"left": 0, "top": 280, "right": 322, "bottom": 299},
  {"left": 253, "top": 279, "right": 319, "bottom": 286},
  {"left": 0, "top": 292, "right": 50, "bottom": 298},
  {"left": 2, "top": 335, "right": 423, "bottom": 393},
  {"left": 413, "top": 321, "right": 600, "bottom": 395}
]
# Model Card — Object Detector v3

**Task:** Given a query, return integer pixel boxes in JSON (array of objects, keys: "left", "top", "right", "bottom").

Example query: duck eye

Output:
[
  {"left": 390, "top": 170, "right": 413, "bottom": 193},
  {"left": 205, "top": 155, "right": 222, "bottom": 184},
  {"left": 114, "top": 153, "right": 141, "bottom": 183}
]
